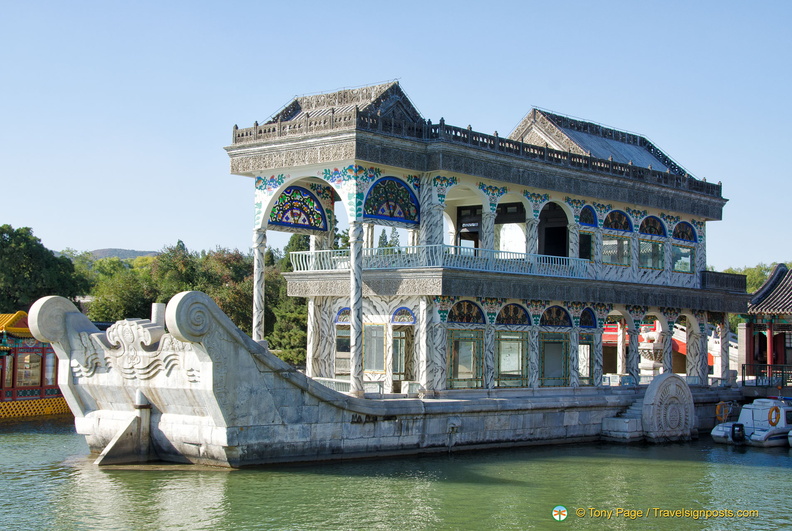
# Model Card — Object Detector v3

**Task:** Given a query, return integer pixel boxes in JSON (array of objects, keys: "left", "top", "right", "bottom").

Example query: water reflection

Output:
[{"left": 2, "top": 418, "right": 791, "bottom": 530}]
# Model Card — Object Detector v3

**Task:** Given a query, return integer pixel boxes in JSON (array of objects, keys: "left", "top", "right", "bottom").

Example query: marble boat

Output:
[{"left": 29, "top": 292, "right": 719, "bottom": 467}]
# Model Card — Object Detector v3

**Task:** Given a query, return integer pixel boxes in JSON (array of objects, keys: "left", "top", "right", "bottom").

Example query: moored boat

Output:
[{"left": 711, "top": 398, "right": 792, "bottom": 447}]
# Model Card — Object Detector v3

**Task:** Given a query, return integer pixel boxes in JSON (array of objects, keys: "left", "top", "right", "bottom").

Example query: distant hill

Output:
[{"left": 90, "top": 248, "right": 159, "bottom": 260}]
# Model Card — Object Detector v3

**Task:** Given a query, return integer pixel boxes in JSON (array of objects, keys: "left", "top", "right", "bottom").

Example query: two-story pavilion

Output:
[{"left": 225, "top": 82, "right": 748, "bottom": 397}]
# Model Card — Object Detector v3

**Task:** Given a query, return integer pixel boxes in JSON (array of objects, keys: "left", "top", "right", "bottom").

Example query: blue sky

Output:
[{"left": 2, "top": 1, "right": 790, "bottom": 270}]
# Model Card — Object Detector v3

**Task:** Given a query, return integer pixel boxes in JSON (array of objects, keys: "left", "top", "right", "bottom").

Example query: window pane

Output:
[
  {"left": 672, "top": 245, "right": 694, "bottom": 273},
  {"left": 4, "top": 356, "right": 13, "bottom": 388},
  {"left": 454, "top": 341, "right": 476, "bottom": 379},
  {"left": 579, "top": 233, "right": 593, "bottom": 261},
  {"left": 639, "top": 240, "right": 663, "bottom": 269},
  {"left": 603, "top": 236, "right": 630, "bottom": 266},
  {"left": 498, "top": 341, "right": 522, "bottom": 375},
  {"left": 364, "top": 325, "right": 385, "bottom": 372},
  {"left": 16, "top": 354, "right": 42, "bottom": 387},
  {"left": 336, "top": 327, "right": 350, "bottom": 353}
]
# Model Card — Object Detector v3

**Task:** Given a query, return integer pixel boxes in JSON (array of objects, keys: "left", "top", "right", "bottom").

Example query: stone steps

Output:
[{"left": 601, "top": 398, "right": 645, "bottom": 441}]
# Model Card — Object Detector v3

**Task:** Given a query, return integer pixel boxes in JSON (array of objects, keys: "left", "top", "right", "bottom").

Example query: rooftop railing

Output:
[
  {"left": 232, "top": 110, "right": 723, "bottom": 198},
  {"left": 289, "top": 244, "right": 589, "bottom": 279}
]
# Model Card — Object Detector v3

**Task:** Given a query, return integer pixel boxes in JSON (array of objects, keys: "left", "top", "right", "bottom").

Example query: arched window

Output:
[
  {"left": 495, "top": 304, "right": 530, "bottom": 325},
  {"left": 447, "top": 301, "right": 486, "bottom": 324},
  {"left": 603, "top": 211, "right": 631, "bottom": 266},
  {"left": 639, "top": 216, "right": 666, "bottom": 237},
  {"left": 269, "top": 186, "right": 328, "bottom": 231},
  {"left": 579, "top": 206, "right": 597, "bottom": 227},
  {"left": 391, "top": 307, "right": 416, "bottom": 324},
  {"left": 672, "top": 222, "right": 697, "bottom": 242},
  {"left": 603, "top": 211, "right": 632, "bottom": 232},
  {"left": 579, "top": 308, "right": 596, "bottom": 328},
  {"left": 363, "top": 177, "right": 420, "bottom": 224},
  {"left": 540, "top": 306, "right": 572, "bottom": 327},
  {"left": 335, "top": 308, "right": 351, "bottom": 323}
]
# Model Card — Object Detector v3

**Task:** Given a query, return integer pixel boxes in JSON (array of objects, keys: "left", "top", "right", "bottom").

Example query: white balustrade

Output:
[{"left": 290, "top": 245, "right": 589, "bottom": 279}]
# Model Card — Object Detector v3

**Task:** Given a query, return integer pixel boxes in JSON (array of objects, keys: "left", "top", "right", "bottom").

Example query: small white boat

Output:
[{"left": 711, "top": 399, "right": 792, "bottom": 447}]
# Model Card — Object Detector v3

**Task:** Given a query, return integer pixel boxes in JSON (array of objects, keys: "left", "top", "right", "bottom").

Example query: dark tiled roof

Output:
[
  {"left": 267, "top": 81, "right": 423, "bottom": 124},
  {"left": 748, "top": 264, "right": 792, "bottom": 314},
  {"left": 509, "top": 109, "right": 689, "bottom": 176}
]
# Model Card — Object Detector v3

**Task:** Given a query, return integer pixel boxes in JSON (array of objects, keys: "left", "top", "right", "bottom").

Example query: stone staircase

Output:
[{"left": 601, "top": 398, "right": 645, "bottom": 441}]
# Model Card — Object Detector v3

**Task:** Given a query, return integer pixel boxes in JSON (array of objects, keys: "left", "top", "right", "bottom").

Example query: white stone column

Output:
[
  {"left": 617, "top": 320, "right": 626, "bottom": 375},
  {"left": 686, "top": 323, "right": 707, "bottom": 385},
  {"left": 569, "top": 327, "right": 580, "bottom": 387},
  {"left": 528, "top": 328, "right": 539, "bottom": 388},
  {"left": 594, "top": 227, "right": 603, "bottom": 280},
  {"left": 568, "top": 223, "right": 579, "bottom": 259},
  {"left": 408, "top": 228, "right": 419, "bottom": 247},
  {"left": 627, "top": 327, "right": 640, "bottom": 384},
  {"left": 525, "top": 218, "right": 539, "bottom": 255},
  {"left": 480, "top": 211, "right": 496, "bottom": 250},
  {"left": 484, "top": 325, "right": 495, "bottom": 389},
  {"left": 660, "top": 330, "right": 674, "bottom": 374},
  {"left": 252, "top": 228, "right": 267, "bottom": 343},
  {"left": 306, "top": 298, "right": 318, "bottom": 377},
  {"left": 363, "top": 223, "right": 375, "bottom": 249},
  {"left": 349, "top": 221, "right": 364, "bottom": 396},
  {"left": 630, "top": 231, "right": 640, "bottom": 282},
  {"left": 593, "top": 330, "right": 604, "bottom": 386}
]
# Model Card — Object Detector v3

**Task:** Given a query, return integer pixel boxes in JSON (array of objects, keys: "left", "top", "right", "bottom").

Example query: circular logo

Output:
[{"left": 552, "top": 505, "right": 568, "bottom": 521}]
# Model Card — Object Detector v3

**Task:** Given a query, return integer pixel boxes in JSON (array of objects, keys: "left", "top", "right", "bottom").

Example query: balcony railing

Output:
[
  {"left": 742, "top": 364, "right": 792, "bottom": 388},
  {"left": 290, "top": 245, "right": 589, "bottom": 279}
]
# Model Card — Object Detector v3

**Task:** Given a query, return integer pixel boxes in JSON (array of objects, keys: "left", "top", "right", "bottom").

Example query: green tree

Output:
[
  {"left": 150, "top": 240, "right": 199, "bottom": 302},
  {"left": 88, "top": 268, "right": 155, "bottom": 321},
  {"left": 278, "top": 234, "right": 310, "bottom": 272},
  {"left": 378, "top": 228, "right": 389, "bottom": 248},
  {"left": 0, "top": 225, "right": 90, "bottom": 312},
  {"left": 389, "top": 227, "right": 400, "bottom": 247}
]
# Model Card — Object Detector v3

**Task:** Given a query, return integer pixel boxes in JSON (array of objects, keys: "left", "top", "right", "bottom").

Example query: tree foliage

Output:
[{"left": 0, "top": 225, "right": 90, "bottom": 312}]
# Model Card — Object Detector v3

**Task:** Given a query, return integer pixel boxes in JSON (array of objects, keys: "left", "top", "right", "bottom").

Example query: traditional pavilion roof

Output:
[
  {"left": 508, "top": 109, "right": 689, "bottom": 176},
  {"left": 748, "top": 264, "right": 792, "bottom": 315},
  {"left": 0, "top": 311, "right": 32, "bottom": 349},
  {"left": 266, "top": 81, "right": 423, "bottom": 125}
]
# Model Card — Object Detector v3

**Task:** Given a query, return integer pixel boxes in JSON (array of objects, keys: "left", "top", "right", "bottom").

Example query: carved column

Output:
[
  {"left": 594, "top": 227, "right": 603, "bottom": 280},
  {"left": 663, "top": 239, "right": 673, "bottom": 286},
  {"left": 306, "top": 298, "right": 318, "bottom": 377},
  {"left": 686, "top": 323, "right": 707, "bottom": 384},
  {"left": 525, "top": 218, "right": 539, "bottom": 255},
  {"left": 349, "top": 221, "right": 364, "bottom": 396},
  {"left": 408, "top": 228, "right": 419, "bottom": 247},
  {"left": 617, "top": 320, "right": 626, "bottom": 375},
  {"left": 252, "top": 228, "right": 267, "bottom": 342},
  {"left": 480, "top": 211, "right": 496, "bottom": 251},
  {"left": 569, "top": 327, "right": 580, "bottom": 387},
  {"left": 715, "top": 321, "right": 727, "bottom": 379},
  {"left": 568, "top": 223, "right": 579, "bottom": 259},
  {"left": 660, "top": 330, "right": 673, "bottom": 374},
  {"left": 630, "top": 231, "right": 640, "bottom": 282},
  {"left": 483, "top": 325, "right": 495, "bottom": 389},
  {"left": 627, "top": 327, "right": 640, "bottom": 384},
  {"left": 419, "top": 175, "right": 444, "bottom": 247},
  {"left": 418, "top": 297, "right": 446, "bottom": 393},
  {"left": 528, "top": 327, "right": 539, "bottom": 388},
  {"left": 363, "top": 223, "right": 375, "bottom": 249},
  {"left": 593, "top": 329, "right": 604, "bottom": 386}
]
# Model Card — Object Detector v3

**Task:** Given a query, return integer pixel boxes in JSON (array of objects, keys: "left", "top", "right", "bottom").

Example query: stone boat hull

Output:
[{"left": 30, "top": 292, "right": 736, "bottom": 467}]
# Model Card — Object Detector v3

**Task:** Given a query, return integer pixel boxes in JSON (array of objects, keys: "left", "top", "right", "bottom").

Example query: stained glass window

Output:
[
  {"left": 540, "top": 306, "right": 572, "bottom": 327},
  {"left": 269, "top": 186, "right": 327, "bottom": 231},
  {"left": 447, "top": 301, "right": 485, "bottom": 324},
  {"left": 579, "top": 206, "right": 597, "bottom": 226},
  {"left": 673, "top": 222, "right": 697, "bottom": 242},
  {"left": 336, "top": 308, "right": 351, "bottom": 323},
  {"left": 363, "top": 177, "right": 420, "bottom": 224},
  {"left": 495, "top": 304, "right": 530, "bottom": 325},
  {"left": 391, "top": 307, "right": 416, "bottom": 324},
  {"left": 603, "top": 211, "right": 632, "bottom": 232},
  {"left": 639, "top": 216, "right": 666, "bottom": 236},
  {"left": 579, "top": 308, "right": 596, "bottom": 328}
]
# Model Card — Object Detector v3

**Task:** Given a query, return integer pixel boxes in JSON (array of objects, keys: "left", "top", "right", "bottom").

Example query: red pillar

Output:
[{"left": 767, "top": 320, "right": 774, "bottom": 377}]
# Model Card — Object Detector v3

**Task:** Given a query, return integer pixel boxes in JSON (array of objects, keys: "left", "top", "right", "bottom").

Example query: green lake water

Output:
[{"left": 1, "top": 416, "right": 790, "bottom": 530}]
